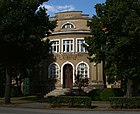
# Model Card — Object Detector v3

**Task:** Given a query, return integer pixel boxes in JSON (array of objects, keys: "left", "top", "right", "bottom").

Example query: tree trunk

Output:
[
  {"left": 4, "top": 68, "right": 11, "bottom": 104},
  {"left": 103, "top": 60, "right": 107, "bottom": 88},
  {"left": 126, "top": 79, "right": 133, "bottom": 97},
  {"left": 16, "top": 76, "right": 22, "bottom": 96}
]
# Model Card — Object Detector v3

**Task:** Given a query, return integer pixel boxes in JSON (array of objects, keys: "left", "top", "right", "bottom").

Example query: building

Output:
[{"left": 30, "top": 11, "right": 104, "bottom": 96}]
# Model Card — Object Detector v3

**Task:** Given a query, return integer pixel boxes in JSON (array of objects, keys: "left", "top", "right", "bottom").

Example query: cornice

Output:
[{"left": 50, "top": 30, "right": 90, "bottom": 35}]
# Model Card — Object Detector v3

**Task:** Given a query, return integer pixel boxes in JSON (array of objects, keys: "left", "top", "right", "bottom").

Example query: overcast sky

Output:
[{"left": 41, "top": 0, "right": 106, "bottom": 17}]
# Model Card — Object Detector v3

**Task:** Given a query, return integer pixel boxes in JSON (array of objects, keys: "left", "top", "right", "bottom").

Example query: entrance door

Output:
[{"left": 63, "top": 64, "right": 73, "bottom": 88}]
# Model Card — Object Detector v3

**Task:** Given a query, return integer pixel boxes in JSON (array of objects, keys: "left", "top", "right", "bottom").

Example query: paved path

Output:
[
  {"left": 0, "top": 107, "right": 140, "bottom": 114},
  {"left": 15, "top": 102, "right": 111, "bottom": 109}
]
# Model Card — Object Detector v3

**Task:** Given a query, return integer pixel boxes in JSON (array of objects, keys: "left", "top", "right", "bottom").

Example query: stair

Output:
[{"left": 44, "top": 88, "right": 71, "bottom": 98}]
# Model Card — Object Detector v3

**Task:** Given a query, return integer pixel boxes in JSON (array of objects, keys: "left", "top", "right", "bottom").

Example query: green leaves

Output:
[
  {"left": 85, "top": 0, "right": 140, "bottom": 84},
  {"left": 0, "top": 0, "right": 56, "bottom": 66}
]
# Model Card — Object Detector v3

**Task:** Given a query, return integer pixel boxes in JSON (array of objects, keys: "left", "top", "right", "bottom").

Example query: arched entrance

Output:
[{"left": 63, "top": 64, "right": 73, "bottom": 88}]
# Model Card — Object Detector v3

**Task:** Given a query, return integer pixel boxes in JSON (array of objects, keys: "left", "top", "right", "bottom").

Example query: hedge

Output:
[
  {"left": 88, "top": 88, "right": 125, "bottom": 101},
  {"left": 100, "top": 88, "right": 116, "bottom": 101},
  {"left": 109, "top": 97, "right": 140, "bottom": 109},
  {"left": 87, "top": 89, "right": 103, "bottom": 101},
  {"left": 46, "top": 96, "right": 91, "bottom": 108}
]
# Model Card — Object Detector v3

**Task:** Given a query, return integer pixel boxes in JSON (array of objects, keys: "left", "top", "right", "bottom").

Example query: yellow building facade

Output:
[{"left": 43, "top": 11, "right": 104, "bottom": 95}]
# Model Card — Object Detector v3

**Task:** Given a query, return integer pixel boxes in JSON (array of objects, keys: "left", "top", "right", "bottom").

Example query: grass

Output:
[
  {"left": 0, "top": 96, "right": 110, "bottom": 104},
  {"left": 0, "top": 96, "right": 111, "bottom": 109},
  {"left": 0, "top": 96, "right": 110, "bottom": 108},
  {"left": 0, "top": 96, "right": 37, "bottom": 104}
]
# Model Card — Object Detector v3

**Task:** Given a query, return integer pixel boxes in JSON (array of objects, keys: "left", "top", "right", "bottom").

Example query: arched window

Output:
[
  {"left": 49, "top": 63, "right": 59, "bottom": 79},
  {"left": 62, "top": 23, "right": 74, "bottom": 29},
  {"left": 77, "top": 63, "right": 88, "bottom": 78}
]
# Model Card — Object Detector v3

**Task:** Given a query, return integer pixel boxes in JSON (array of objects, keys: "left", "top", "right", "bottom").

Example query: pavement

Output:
[
  {"left": 1, "top": 101, "right": 140, "bottom": 111},
  {"left": 11, "top": 102, "right": 112, "bottom": 110},
  {"left": 0, "top": 101, "right": 111, "bottom": 109},
  {"left": 12, "top": 102, "right": 140, "bottom": 111}
]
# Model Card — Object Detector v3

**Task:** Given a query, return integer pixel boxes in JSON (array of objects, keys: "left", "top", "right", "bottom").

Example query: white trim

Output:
[
  {"left": 61, "top": 22, "right": 76, "bottom": 29},
  {"left": 76, "top": 38, "right": 86, "bottom": 52},
  {"left": 62, "top": 38, "right": 74, "bottom": 53},
  {"left": 50, "top": 39, "right": 60, "bottom": 53},
  {"left": 51, "top": 30, "right": 90, "bottom": 35},
  {"left": 48, "top": 62, "right": 60, "bottom": 79},
  {"left": 61, "top": 61, "right": 75, "bottom": 85},
  {"left": 76, "top": 61, "right": 89, "bottom": 78}
]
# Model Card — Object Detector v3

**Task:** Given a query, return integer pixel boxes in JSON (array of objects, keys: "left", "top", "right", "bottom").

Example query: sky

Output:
[{"left": 41, "top": 0, "right": 106, "bottom": 17}]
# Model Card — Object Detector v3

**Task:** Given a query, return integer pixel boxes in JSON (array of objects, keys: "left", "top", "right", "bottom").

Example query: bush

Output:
[
  {"left": 127, "top": 97, "right": 140, "bottom": 108},
  {"left": 46, "top": 96, "right": 91, "bottom": 108},
  {"left": 11, "top": 86, "right": 18, "bottom": 97},
  {"left": 109, "top": 97, "right": 140, "bottom": 109},
  {"left": 113, "top": 88, "right": 125, "bottom": 97},
  {"left": 0, "top": 86, "right": 4, "bottom": 97},
  {"left": 100, "top": 88, "right": 116, "bottom": 101},
  {"left": 87, "top": 89, "right": 103, "bottom": 101},
  {"left": 109, "top": 97, "right": 128, "bottom": 108},
  {"left": 87, "top": 88, "right": 124, "bottom": 101},
  {"left": 36, "top": 93, "right": 44, "bottom": 101}
]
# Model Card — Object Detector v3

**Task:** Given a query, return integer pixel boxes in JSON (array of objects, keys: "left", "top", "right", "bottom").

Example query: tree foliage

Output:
[
  {"left": 85, "top": 0, "right": 140, "bottom": 95},
  {"left": 74, "top": 74, "right": 89, "bottom": 89},
  {"left": 0, "top": 0, "right": 56, "bottom": 103},
  {"left": 0, "top": 0, "right": 56, "bottom": 66}
]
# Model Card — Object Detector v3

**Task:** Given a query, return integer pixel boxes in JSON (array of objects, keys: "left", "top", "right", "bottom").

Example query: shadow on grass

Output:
[
  {"left": 18, "top": 96, "right": 37, "bottom": 101},
  {"left": 0, "top": 96, "right": 38, "bottom": 105}
]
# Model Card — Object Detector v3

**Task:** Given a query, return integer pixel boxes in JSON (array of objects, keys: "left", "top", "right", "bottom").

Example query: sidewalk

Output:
[
  {"left": 14, "top": 102, "right": 111, "bottom": 110},
  {"left": 1, "top": 101, "right": 140, "bottom": 111},
  {"left": 12, "top": 102, "right": 140, "bottom": 111}
]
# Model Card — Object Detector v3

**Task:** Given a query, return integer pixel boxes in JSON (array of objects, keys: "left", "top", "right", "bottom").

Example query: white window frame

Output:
[
  {"left": 76, "top": 61, "right": 89, "bottom": 78},
  {"left": 61, "top": 22, "right": 75, "bottom": 29},
  {"left": 62, "top": 38, "right": 74, "bottom": 53},
  {"left": 48, "top": 62, "right": 60, "bottom": 79},
  {"left": 76, "top": 38, "right": 86, "bottom": 52},
  {"left": 50, "top": 39, "right": 60, "bottom": 53}
]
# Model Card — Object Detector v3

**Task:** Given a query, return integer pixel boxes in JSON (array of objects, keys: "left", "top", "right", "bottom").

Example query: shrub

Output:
[
  {"left": 11, "top": 86, "right": 18, "bottom": 97},
  {"left": 109, "top": 97, "right": 128, "bottom": 108},
  {"left": 127, "top": 97, "right": 140, "bottom": 108},
  {"left": 100, "top": 88, "right": 116, "bottom": 101},
  {"left": 109, "top": 97, "right": 140, "bottom": 109},
  {"left": 46, "top": 96, "right": 91, "bottom": 108},
  {"left": 87, "top": 89, "right": 103, "bottom": 101},
  {"left": 113, "top": 88, "right": 125, "bottom": 97},
  {"left": 36, "top": 93, "right": 44, "bottom": 101}
]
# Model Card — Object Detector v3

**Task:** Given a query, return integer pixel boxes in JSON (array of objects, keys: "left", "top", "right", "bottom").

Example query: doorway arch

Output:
[{"left": 62, "top": 63, "right": 73, "bottom": 88}]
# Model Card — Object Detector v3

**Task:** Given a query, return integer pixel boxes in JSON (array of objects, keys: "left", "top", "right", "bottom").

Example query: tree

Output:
[
  {"left": 85, "top": 0, "right": 140, "bottom": 97},
  {"left": 0, "top": 0, "right": 56, "bottom": 104},
  {"left": 0, "top": 64, "right": 5, "bottom": 97},
  {"left": 74, "top": 73, "right": 89, "bottom": 95}
]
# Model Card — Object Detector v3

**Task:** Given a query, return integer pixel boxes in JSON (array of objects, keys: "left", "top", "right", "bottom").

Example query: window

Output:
[
  {"left": 62, "top": 39, "right": 73, "bottom": 52},
  {"left": 77, "top": 39, "right": 86, "bottom": 52},
  {"left": 77, "top": 63, "right": 88, "bottom": 78},
  {"left": 49, "top": 63, "right": 59, "bottom": 79},
  {"left": 62, "top": 23, "right": 74, "bottom": 29},
  {"left": 50, "top": 40, "right": 59, "bottom": 53}
]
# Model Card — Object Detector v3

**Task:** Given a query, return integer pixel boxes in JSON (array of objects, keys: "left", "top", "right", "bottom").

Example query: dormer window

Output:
[{"left": 62, "top": 22, "right": 75, "bottom": 29}]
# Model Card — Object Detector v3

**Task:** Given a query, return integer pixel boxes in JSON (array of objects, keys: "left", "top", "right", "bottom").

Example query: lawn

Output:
[
  {"left": 0, "top": 96, "right": 37, "bottom": 104},
  {"left": 0, "top": 96, "right": 110, "bottom": 104},
  {"left": 0, "top": 96, "right": 110, "bottom": 107}
]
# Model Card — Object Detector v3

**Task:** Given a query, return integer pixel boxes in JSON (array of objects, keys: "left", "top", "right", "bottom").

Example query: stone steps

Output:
[{"left": 44, "top": 88, "right": 71, "bottom": 98}]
